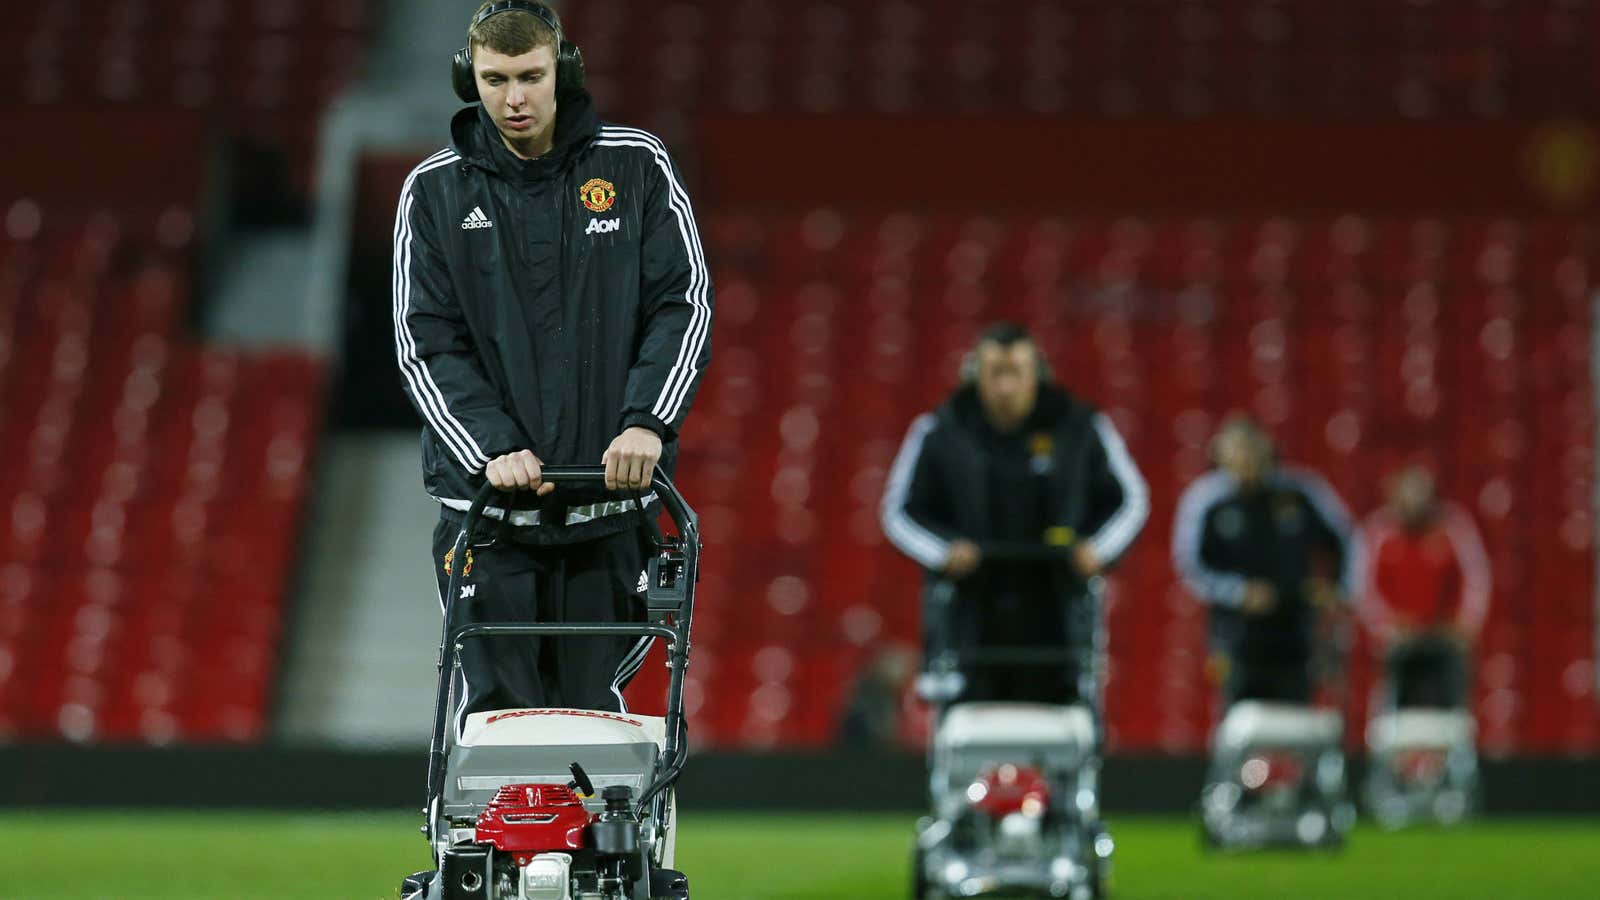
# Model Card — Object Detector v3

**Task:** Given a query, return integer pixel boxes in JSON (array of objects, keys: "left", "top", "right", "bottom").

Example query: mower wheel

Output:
[
  {"left": 650, "top": 867, "right": 690, "bottom": 899},
  {"left": 911, "top": 845, "right": 934, "bottom": 900}
]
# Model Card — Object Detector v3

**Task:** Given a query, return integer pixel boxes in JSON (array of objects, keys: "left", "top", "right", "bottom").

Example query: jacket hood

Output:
[{"left": 450, "top": 89, "right": 601, "bottom": 182}]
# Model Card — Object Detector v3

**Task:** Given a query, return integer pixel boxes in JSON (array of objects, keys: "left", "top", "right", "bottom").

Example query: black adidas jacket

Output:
[
  {"left": 1171, "top": 467, "right": 1359, "bottom": 662},
  {"left": 392, "top": 92, "right": 712, "bottom": 544},
  {"left": 880, "top": 383, "right": 1150, "bottom": 580}
]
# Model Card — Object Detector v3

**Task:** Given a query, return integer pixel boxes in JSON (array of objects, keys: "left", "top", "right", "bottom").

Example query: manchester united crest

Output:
[
  {"left": 443, "top": 546, "right": 474, "bottom": 577},
  {"left": 580, "top": 177, "right": 617, "bottom": 213},
  {"left": 1029, "top": 432, "right": 1055, "bottom": 474}
]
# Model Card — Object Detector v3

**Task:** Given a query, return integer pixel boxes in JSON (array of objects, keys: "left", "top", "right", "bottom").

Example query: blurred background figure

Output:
[
  {"left": 881, "top": 321, "right": 1149, "bottom": 705},
  {"left": 1362, "top": 466, "right": 1491, "bottom": 710},
  {"left": 1178, "top": 417, "right": 1363, "bottom": 849},
  {"left": 1360, "top": 465, "right": 1492, "bottom": 828},
  {"left": 835, "top": 642, "right": 919, "bottom": 749},
  {"left": 883, "top": 321, "right": 1145, "bottom": 899},
  {"left": 1172, "top": 416, "right": 1359, "bottom": 707}
]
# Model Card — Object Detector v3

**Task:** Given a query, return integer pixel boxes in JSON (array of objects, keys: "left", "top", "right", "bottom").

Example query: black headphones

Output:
[
  {"left": 959, "top": 322, "right": 1056, "bottom": 384},
  {"left": 452, "top": 0, "right": 586, "bottom": 104}
]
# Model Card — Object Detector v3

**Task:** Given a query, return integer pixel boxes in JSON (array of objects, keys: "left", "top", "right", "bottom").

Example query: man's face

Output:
[
  {"left": 1217, "top": 429, "right": 1271, "bottom": 487},
  {"left": 974, "top": 340, "right": 1040, "bottom": 430},
  {"left": 1388, "top": 467, "right": 1436, "bottom": 526},
  {"left": 474, "top": 43, "right": 558, "bottom": 152}
]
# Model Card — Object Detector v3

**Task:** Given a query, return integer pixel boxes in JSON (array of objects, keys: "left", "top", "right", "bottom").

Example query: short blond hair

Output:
[{"left": 1211, "top": 415, "right": 1275, "bottom": 464}]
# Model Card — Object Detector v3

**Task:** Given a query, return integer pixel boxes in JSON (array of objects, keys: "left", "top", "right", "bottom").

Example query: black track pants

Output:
[
  {"left": 1387, "top": 635, "right": 1467, "bottom": 709},
  {"left": 432, "top": 516, "right": 652, "bottom": 733}
]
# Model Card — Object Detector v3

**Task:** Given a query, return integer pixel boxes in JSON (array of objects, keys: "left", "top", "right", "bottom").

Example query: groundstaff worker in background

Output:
[
  {"left": 1172, "top": 417, "right": 1359, "bottom": 705},
  {"left": 880, "top": 322, "right": 1150, "bottom": 704},
  {"left": 1361, "top": 466, "right": 1491, "bottom": 709},
  {"left": 393, "top": 0, "right": 711, "bottom": 724}
]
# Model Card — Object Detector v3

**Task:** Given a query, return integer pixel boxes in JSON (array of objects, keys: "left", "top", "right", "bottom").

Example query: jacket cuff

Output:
[
  {"left": 620, "top": 411, "right": 673, "bottom": 440},
  {"left": 479, "top": 438, "right": 533, "bottom": 467},
  {"left": 1212, "top": 576, "right": 1249, "bottom": 609}
]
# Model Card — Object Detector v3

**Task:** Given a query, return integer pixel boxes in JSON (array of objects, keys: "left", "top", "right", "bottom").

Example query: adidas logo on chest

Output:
[{"left": 461, "top": 206, "right": 494, "bottom": 230}]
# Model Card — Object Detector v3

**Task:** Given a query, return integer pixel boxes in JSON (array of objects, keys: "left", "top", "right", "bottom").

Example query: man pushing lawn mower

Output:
[
  {"left": 882, "top": 322, "right": 1150, "bottom": 899},
  {"left": 390, "top": 3, "right": 712, "bottom": 896},
  {"left": 882, "top": 323, "right": 1149, "bottom": 707},
  {"left": 1173, "top": 417, "right": 1360, "bottom": 850}
]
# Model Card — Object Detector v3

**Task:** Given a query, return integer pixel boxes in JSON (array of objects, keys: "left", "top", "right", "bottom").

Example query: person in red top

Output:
[{"left": 1361, "top": 466, "right": 1492, "bottom": 708}]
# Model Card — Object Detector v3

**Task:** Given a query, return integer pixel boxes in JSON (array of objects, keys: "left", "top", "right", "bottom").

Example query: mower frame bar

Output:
[{"left": 424, "top": 466, "right": 699, "bottom": 844}]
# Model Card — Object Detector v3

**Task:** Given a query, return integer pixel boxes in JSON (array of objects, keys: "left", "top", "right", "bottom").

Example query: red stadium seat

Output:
[
  {"left": 657, "top": 208, "right": 1598, "bottom": 752},
  {"left": 0, "top": 206, "right": 324, "bottom": 746}
]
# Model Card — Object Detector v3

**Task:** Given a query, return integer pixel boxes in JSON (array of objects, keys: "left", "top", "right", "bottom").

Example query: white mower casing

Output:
[
  {"left": 919, "top": 701, "right": 1109, "bottom": 899},
  {"left": 1364, "top": 708, "right": 1478, "bottom": 828},
  {"left": 1202, "top": 701, "right": 1354, "bottom": 850},
  {"left": 440, "top": 708, "right": 677, "bottom": 869}
]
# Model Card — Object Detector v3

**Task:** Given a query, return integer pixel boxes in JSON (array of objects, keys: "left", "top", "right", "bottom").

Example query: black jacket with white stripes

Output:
[
  {"left": 1170, "top": 466, "right": 1360, "bottom": 662},
  {"left": 880, "top": 383, "right": 1150, "bottom": 581},
  {"left": 392, "top": 92, "right": 712, "bottom": 544}
]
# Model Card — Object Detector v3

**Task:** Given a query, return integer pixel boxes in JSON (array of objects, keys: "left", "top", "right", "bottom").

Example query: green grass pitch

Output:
[{"left": 2, "top": 811, "right": 1596, "bottom": 899}]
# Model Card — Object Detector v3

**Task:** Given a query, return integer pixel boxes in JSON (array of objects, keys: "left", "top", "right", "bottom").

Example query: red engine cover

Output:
[
  {"left": 474, "top": 784, "right": 594, "bottom": 858},
  {"left": 1240, "top": 751, "right": 1307, "bottom": 793},
  {"left": 1396, "top": 748, "right": 1448, "bottom": 786},
  {"left": 969, "top": 763, "right": 1053, "bottom": 819}
]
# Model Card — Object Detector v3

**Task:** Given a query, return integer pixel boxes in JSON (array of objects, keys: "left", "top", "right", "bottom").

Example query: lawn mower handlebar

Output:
[
  {"left": 976, "top": 540, "right": 1077, "bottom": 564},
  {"left": 474, "top": 465, "right": 700, "bottom": 536},
  {"left": 427, "top": 468, "right": 700, "bottom": 844}
]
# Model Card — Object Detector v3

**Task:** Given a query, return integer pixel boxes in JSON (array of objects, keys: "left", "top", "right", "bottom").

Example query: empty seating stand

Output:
[
  {"left": 0, "top": 0, "right": 369, "bottom": 747},
  {"left": 623, "top": 211, "right": 1599, "bottom": 754},
  {"left": 567, "top": 0, "right": 1599, "bottom": 124},
  {"left": 0, "top": 0, "right": 374, "bottom": 196},
  {"left": 0, "top": 204, "right": 325, "bottom": 745}
]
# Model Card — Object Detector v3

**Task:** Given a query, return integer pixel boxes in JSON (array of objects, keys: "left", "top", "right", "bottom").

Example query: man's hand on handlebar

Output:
[
  {"left": 1240, "top": 580, "right": 1277, "bottom": 615},
  {"left": 486, "top": 449, "right": 556, "bottom": 496},
  {"left": 1305, "top": 576, "right": 1343, "bottom": 611},
  {"left": 943, "top": 539, "right": 982, "bottom": 579},
  {"left": 602, "top": 426, "right": 663, "bottom": 491},
  {"left": 1072, "top": 544, "right": 1102, "bottom": 578}
]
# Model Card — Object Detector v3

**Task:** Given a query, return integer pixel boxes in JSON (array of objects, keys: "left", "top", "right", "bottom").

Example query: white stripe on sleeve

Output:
[
  {"left": 1085, "top": 413, "right": 1150, "bottom": 563},
  {"left": 1171, "top": 472, "right": 1249, "bottom": 607},
  {"left": 392, "top": 149, "right": 492, "bottom": 474},
  {"left": 1358, "top": 513, "right": 1402, "bottom": 640},
  {"left": 595, "top": 127, "right": 710, "bottom": 426},
  {"left": 1441, "top": 502, "right": 1492, "bottom": 633},
  {"left": 879, "top": 414, "right": 952, "bottom": 570},
  {"left": 1281, "top": 466, "right": 1362, "bottom": 599}
]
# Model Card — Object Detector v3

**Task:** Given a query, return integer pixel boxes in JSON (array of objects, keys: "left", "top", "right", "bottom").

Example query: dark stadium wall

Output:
[
  {"left": 4, "top": 747, "right": 1598, "bottom": 815},
  {"left": 693, "top": 117, "right": 1600, "bottom": 214},
  {"left": 1, "top": 109, "right": 211, "bottom": 209}
]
